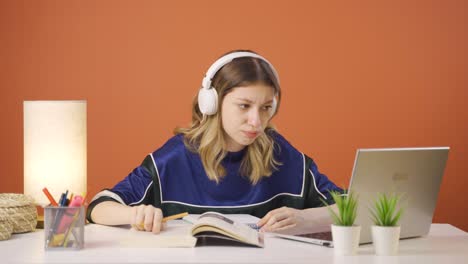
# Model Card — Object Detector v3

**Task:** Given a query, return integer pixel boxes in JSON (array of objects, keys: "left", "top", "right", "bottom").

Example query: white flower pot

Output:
[
  {"left": 331, "top": 224, "right": 361, "bottom": 256},
  {"left": 371, "top": 225, "right": 401, "bottom": 255}
]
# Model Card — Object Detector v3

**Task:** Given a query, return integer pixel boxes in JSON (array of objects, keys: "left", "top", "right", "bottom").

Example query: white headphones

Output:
[{"left": 198, "top": 51, "right": 280, "bottom": 116}]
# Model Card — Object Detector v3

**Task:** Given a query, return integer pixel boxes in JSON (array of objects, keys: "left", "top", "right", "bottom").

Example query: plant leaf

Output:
[
  {"left": 368, "top": 192, "right": 405, "bottom": 226},
  {"left": 321, "top": 190, "right": 358, "bottom": 226}
]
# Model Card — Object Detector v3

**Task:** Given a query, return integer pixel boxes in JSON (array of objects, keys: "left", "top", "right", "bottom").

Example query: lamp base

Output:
[
  {"left": 36, "top": 215, "right": 44, "bottom": 229},
  {"left": 35, "top": 205, "right": 45, "bottom": 229}
]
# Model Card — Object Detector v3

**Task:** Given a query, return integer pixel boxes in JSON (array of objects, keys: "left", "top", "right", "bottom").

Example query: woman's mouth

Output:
[{"left": 243, "top": 131, "right": 259, "bottom": 139}]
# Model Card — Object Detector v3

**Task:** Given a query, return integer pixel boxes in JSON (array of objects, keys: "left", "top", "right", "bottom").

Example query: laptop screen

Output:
[{"left": 349, "top": 147, "right": 449, "bottom": 243}]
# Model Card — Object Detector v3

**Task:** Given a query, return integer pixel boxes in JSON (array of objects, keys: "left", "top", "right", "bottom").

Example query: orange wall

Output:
[{"left": 1, "top": 1, "right": 467, "bottom": 231}]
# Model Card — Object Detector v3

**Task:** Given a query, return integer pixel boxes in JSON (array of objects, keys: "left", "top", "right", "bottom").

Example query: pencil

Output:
[
  {"left": 63, "top": 208, "right": 81, "bottom": 247},
  {"left": 134, "top": 212, "right": 189, "bottom": 229},
  {"left": 42, "top": 187, "right": 58, "bottom": 206},
  {"left": 68, "top": 193, "right": 74, "bottom": 206},
  {"left": 162, "top": 212, "right": 188, "bottom": 223}
]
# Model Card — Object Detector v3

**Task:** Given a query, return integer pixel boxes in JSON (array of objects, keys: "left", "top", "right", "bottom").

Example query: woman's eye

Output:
[
  {"left": 262, "top": 105, "right": 272, "bottom": 111},
  {"left": 239, "top": 104, "right": 249, "bottom": 109}
]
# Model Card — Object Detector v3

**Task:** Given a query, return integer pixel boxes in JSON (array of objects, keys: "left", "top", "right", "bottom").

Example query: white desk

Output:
[{"left": 1, "top": 223, "right": 467, "bottom": 263}]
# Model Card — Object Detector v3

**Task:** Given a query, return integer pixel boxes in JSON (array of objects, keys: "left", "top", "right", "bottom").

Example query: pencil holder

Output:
[{"left": 44, "top": 206, "right": 85, "bottom": 250}]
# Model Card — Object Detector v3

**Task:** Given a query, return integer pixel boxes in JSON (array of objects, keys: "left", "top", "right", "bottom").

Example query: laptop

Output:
[{"left": 273, "top": 147, "right": 450, "bottom": 247}]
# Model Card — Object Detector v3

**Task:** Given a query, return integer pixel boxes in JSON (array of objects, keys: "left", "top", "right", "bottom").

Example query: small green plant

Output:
[
  {"left": 369, "top": 193, "right": 404, "bottom": 226},
  {"left": 322, "top": 190, "right": 358, "bottom": 226}
]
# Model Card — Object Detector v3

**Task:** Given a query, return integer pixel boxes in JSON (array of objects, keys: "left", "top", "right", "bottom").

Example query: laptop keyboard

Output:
[
  {"left": 246, "top": 223, "right": 260, "bottom": 231},
  {"left": 297, "top": 231, "right": 332, "bottom": 241}
]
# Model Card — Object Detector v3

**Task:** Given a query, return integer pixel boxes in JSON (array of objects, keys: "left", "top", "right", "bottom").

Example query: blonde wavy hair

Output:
[{"left": 175, "top": 50, "right": 282, "bottom": 184}]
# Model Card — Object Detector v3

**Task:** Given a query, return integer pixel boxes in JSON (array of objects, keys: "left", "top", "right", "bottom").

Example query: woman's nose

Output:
[{"left": 247, "top": 109, "right": 262, "bottom": 129}]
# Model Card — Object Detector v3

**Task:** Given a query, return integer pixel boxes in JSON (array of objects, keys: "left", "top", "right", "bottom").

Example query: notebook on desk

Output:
[{"left": 273, "top": 147, "right": 450, "bottom": 247}]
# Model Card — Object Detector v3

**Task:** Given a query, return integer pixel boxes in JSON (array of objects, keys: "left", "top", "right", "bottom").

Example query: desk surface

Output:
[{"left": 1, "top": 223, "right": 467, "bottom": 263}]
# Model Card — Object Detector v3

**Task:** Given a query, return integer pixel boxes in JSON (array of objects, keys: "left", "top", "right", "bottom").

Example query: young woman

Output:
[{"left": 87, "top": 50, "right": 341, "bottom": 234}]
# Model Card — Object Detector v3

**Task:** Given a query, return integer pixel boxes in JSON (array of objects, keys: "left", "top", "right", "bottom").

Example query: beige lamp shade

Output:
[{"left": 23, "top": 100, "right": 87, "bottom": 206}]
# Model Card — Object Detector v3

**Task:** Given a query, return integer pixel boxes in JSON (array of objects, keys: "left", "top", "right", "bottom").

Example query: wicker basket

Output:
[
  {"left": 0, "top": 214, "right": 13, "bottom": 241},
  {"left": 0, "top": 193, "right": 37, "bottom": 235}
]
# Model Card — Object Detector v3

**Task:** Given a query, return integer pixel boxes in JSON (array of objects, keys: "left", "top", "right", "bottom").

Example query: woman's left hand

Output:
[{"left": 257, "top": 206, "right": 305, "bottom": 233}]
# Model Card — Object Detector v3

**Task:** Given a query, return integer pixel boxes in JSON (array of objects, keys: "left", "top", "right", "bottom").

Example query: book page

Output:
[
  {"left": 119, "top": 220, "right": 197, "bottom": 248},
  {"left": 183, "top": 213, "right": 260, "bottom": 225},
  {"left": 191, "top": 212, "right": 262, "bottom": 247}
]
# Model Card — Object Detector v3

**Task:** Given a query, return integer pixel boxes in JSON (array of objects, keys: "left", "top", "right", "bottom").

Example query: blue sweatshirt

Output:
[{"left": 87, "top": 132, "right": 341, "bottom": 222}]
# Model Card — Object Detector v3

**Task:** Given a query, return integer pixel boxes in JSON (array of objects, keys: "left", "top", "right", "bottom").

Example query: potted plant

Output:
[
  {"left": 322, "top": 190, "right": 360, "bottom": 255},
  {"left": 369, "top": 193, "right": 405, "bottom": 255}
]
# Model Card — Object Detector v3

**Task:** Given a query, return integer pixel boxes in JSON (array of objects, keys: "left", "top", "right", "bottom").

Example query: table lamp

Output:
[{"left": 23, "top": 100, "right": 87, "bottom": 223}]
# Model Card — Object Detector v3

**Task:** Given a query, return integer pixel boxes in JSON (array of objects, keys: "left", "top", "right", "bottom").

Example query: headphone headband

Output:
[
  {"left": 201, "top": 51, "right": 280, "bottom": 90},
  {"left": 198, "top": 51, "right": 280, "bottom": 116}
]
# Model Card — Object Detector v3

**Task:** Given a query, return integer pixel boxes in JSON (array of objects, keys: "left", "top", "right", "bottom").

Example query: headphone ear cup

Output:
[
  {"left": 198, "top": 87, "right": 218, "bottom": 115},
  {"left": 271, "top": 97, "right": 278, "bottom": 117}
]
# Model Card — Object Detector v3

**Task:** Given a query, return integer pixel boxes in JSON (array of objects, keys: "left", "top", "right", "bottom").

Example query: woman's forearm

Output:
[
  {"left": 259, "top": 204, "right": 339, "bottom": 235},
  {"left": 278, "top": 204, "right": 337, "bottom": 235},
  {"left": 299, "top": 204, "right": 336, "bottom": 230},
  {"left": 90, "top": 201, "right": 132, "bottom": 226}
]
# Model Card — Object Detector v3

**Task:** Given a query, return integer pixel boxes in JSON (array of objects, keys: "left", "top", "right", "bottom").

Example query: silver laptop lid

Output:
[{"left": 349, "top": 147, "right": 449, "bottom": 244}]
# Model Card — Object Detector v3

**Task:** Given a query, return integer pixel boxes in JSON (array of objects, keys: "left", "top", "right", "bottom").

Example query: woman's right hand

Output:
[{"left": 129, "top": 204, "right": 164, "bottom": 233}]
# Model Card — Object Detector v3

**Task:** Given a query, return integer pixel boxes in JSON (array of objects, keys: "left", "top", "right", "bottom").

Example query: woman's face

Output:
[{"left": 221, "top": 83, "right": 276, "bottom": 152}]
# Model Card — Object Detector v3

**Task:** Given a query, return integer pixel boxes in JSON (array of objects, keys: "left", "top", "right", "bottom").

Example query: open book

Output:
[
  {"left": 120, "top": 212, "right": 263, "bottom": 248},
  {"left": 189, "top": 212, "right": 263, "bottom": 247}
]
